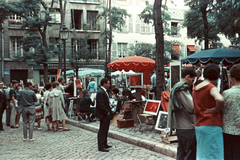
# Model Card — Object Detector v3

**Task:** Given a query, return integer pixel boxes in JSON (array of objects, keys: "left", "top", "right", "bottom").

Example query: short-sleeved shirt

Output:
[
  {"left": 222, "top": 85, "right": 240, "bottom": 135},
  {"left": 9, "top": 87, "right": 17, "bottom": 99},
  {"left": 192, "top": 83, "right": 222, "bottom": 127},
  {"left": 20, "top": 88, "right": 37, "bottom": 106}
]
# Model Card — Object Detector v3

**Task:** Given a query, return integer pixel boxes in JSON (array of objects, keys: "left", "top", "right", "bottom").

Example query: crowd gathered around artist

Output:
[{"left": 169, "top": 63, "right": 240, "bottom": 160}]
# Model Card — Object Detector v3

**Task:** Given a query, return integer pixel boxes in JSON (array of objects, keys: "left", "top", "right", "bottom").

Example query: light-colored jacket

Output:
[{"left": 48, "top": 88, "right": 67, "bottom": 121}]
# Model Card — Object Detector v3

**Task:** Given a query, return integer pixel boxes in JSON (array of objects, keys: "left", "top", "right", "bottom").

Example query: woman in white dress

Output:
[
  {"left": 48, "top": 82, "right": 69, "bottom": 132},
  {"left": 43, "top": 83, "right": 52, "bottom": 130}
]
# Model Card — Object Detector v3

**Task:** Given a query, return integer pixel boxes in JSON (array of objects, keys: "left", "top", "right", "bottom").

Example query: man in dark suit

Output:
[{"left": 96, "top": 78, "right": 111, "bottom": 152}]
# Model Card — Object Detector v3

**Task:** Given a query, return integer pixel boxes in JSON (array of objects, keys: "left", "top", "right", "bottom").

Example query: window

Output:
[
  {"left": 49, "top": 8, "right": 61, "bottom": 23},
  {"left": 171, "top": 22, "right": 178, "bottom": 35},
  {"left": 120, "top": 17, "right": 127, "bottom": 32},
  {"left": 135, "top": 15, "right": 141, "bottom": 33},
  {"left": 118, "top": 43, "right": 128, "bottom": 58},
  {"left": 71, "top": 10, "right": 83, "bottom": 29},
  {"left": 128, "top": 14, "right": 133, "bottom": 33},
  {"left": 10, "top": 37, "right": 23, "bottom": 57},
  {"left": 86, "top": 11, "right": 99, "bottom": 30},
  {"left": 87, "top": 40, "right": 98, "bottom": 59},
  {"left": 9, "top": 14, "right": 22, "bottom": 25},
  {"left": 141, "top": 20, "right": 150, "bottom": 33}
]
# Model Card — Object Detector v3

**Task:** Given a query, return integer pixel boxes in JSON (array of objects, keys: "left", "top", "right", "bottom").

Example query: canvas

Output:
[
  {"left": 143, "top": 100, "right": 161, "bottom": 116},
  {"left": 155, "top": 111, "right": 168, "bottom": 131}
]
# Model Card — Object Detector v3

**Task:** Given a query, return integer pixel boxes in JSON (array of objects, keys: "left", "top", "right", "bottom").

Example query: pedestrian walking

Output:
[
  {"left": 43, "top": 83, "right": 52, "bottom": 131},
  {"left": 222, "top": 64, "right": 240, "bottom": 160},
  {"left": 4, "top": 84, "right": 11, "bottom": 127},
  {"left": 192, "top": 63, "right": 224, "bottom": 160},
  {"left": 15, "top": 84, "right": 22, "bottom": 127},
  {"left": 48, "top": 82, "right": 69, "bottom": 132},
  {"left": 96, "top": 78, "right": 112, "bottom": 152},
  {"left": 0, "top": 81, "right": 6, "bottom": 131},
  {"left": 33, "top": 88, "right": 43, "bottom": 130},
  {"left": 168, "top": 68, "right": 197, "bottom": 160},
  {"left": 19, "top": 82, "right": 37, "bottom": 141},
  {"left": 10, "top": 80, "right": 19, "bottom": 128},
  {"left": 87, "top": 78, "right": 97, "bottom": 93}
]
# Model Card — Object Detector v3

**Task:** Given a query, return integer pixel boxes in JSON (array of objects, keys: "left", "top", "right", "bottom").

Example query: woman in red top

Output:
[{"left": 192, "top": 63, "right": 225, "bottom": 160}]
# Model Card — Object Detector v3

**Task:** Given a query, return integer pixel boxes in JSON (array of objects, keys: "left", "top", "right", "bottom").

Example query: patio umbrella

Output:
[
  {"left": 108, "top": 56, "right": 155, "bottom": 72},
  {"left": 108, "top": 56, "right": 155, "bottom": 85},
  {"left": 181, "top": 48, "right": 240, "bottom": 65}
]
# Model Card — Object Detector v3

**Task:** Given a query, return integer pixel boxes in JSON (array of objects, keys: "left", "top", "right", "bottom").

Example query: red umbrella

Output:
[
  {"left": 107, "top": 56, "right": 155, "bottom": 72},
  {"left": 108, "top": 56, "right": 155, "bottom": 85}
]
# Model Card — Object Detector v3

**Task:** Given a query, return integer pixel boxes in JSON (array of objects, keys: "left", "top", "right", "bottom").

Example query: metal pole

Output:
[
  {"left": 1, "top": 23, "right": 4, "bottom": 82},
  {"left": 59, "top": 45, "right": 62, "bottom": 70},
  {"left": 64, "top": 39, "right": 66, "bottom": 80}
]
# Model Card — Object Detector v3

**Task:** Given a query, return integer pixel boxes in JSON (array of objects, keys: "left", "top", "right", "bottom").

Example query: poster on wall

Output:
[{"left": 170, "top": 62, "right": 181, "bottom": 89}]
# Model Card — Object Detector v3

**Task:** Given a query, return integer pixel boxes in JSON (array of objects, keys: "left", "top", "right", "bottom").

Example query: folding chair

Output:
[
  {"left": 68, "top": 100, "right": 74, "bottom": 118},
  {"left": 77, "top": 112, "right": 93, "bottom": 123}
]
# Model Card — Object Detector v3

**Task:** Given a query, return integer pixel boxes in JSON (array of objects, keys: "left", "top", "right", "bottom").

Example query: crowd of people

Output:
[
  {"left": 0, "top": 78, "right": 72, "bottom": 141},
  {"left": 169, "top": 63, "right": 240, "bottom": 160}
]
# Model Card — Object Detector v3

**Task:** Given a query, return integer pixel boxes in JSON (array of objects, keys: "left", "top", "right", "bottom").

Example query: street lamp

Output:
[{"left": 59, "top": 24, "right": 69, "bottom": 80}]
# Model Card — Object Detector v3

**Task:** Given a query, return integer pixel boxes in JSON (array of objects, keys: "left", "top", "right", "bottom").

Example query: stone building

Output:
[{"left": 0, "top": 0, "right": 105, "bottom": 84}]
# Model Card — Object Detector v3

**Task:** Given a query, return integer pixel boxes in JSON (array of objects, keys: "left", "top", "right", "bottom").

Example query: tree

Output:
[
  {"left": 0, "top": 0, "right": 57, "bottom": 83},
  {"left": 138, "top": 4, "right": 172, "bottom": 34},
  {"left": 183, "top": 0, "right": 220, "bottom": 50},
  {"left": 215, "top": 0, "right": 240, "bottom": 48},
  {"left": 68, "top": 30, "right": 95, "bottom": 79},
  {"left": 98, "top": 5, "right": 130, "bottom": 77},
  {"left": 129, "top": 40, "right": 181, "bottom": 65},
  {"left": 153, "top": 0, "right": 165, "bottom": 100}
]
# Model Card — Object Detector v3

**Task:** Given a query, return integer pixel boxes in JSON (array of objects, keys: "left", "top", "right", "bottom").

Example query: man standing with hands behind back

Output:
[{"left": 96, "top": 78, "right": 111, "bottom": 152}]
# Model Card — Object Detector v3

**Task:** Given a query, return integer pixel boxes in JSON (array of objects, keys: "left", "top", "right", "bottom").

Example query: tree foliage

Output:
[
  {"left": 138, "top": 4, "right": 172, "bottom": 34},
  {"left": 0, "top": 0, "right": 57, "bottom": 83},
  {"left": 215, "top": 0, "right": 240, "bottom": 48},
  {"left": 183, "top": 0, "right": 220, "bottom": 50}
]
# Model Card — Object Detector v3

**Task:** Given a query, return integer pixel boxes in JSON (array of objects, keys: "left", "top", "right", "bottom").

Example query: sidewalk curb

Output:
[{"left": 66, "top": 119, "right": 177, "bottom": 158}]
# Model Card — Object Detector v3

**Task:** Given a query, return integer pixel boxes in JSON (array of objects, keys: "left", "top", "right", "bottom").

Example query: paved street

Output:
[{"left": 0, "top": 114, "right": 174, "bottom": 160}]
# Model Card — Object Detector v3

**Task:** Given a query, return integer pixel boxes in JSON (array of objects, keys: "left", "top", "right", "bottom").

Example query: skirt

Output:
[
  {"left": 35, "top": 105, "right": 44, "bottom": 121},
  {"left": 195, "top": 126, "right": 224, "bottom": 160}
]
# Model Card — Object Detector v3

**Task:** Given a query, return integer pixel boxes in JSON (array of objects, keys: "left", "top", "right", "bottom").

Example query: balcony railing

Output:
[
  {"left": 8, "top": 19, "right": 23, "bottom": 27},
  {"left": 83, "top": 23, "right": 100, "bottom": 31}
]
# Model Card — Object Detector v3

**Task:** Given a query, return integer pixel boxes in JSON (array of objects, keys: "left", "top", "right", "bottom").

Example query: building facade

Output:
[
  {"left": 110, "top": 0, "right": 231, "bottom": 61},
  {"left": 0, "top": 0, "right": 105, "bottom": 84}
]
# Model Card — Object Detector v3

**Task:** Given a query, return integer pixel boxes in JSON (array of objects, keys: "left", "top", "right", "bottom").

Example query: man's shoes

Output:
[
  {"left": 11, "top": 125, "right": 18, "bottom": 128},
  {"left": 23, "top": 138, "right": 27, "bottom": 141},
  {"left": 29, "top": 138, "right": 35, "bottom": 141},
  {"left": 104, "top": 145, "right": 112, "bottom": 149},
  {"left": 98, "top": 148, "right": 109, "bottom": 152},
  {"left": 0, "top": 128, "right": 4, "bottom": 131}
]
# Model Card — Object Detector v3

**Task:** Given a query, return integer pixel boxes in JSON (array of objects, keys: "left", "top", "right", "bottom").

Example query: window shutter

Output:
[
  {"left": 112, "top": 43, "right": 117, "bottom": 59},
  {"left": 135, "top": 15, "right": 140, "bottom": 33},
  {"left": 128, "top": 14, "right": 133, "bottom": 33}
]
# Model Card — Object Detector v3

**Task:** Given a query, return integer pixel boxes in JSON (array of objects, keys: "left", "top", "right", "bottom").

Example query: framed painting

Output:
[
  {"left": 155, "top": 111, "right": 168, "bottom": 131},
  {"left": 170, "top": 63, "right": 181, "bottom": 89},
  {"left": 127, "top": 73, "right": 143, "bottom": 88},
  {"left": 143, "top": 100, "right": 161, "bottom": 116}
]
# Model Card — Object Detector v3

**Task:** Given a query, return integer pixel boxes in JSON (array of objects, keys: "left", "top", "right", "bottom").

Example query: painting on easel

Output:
[{"left": 143, "top": 100, "right": 161, "bottom": 116}]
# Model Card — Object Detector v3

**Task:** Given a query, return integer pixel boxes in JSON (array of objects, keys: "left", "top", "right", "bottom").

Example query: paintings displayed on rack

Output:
[
  {"left": 143, "top": 100, "right": 161, "bottom": 116},
  {"left": 155, "top": 111, "right": 168, "bottom": 131}
]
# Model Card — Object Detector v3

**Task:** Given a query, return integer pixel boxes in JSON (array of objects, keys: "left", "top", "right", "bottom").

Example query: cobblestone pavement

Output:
[
  {"left": 0, "top": 113, "right": 174, "bottom": 160},
  {"left": 70, "top": 116, "right": 177, "bottom": 149}
]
